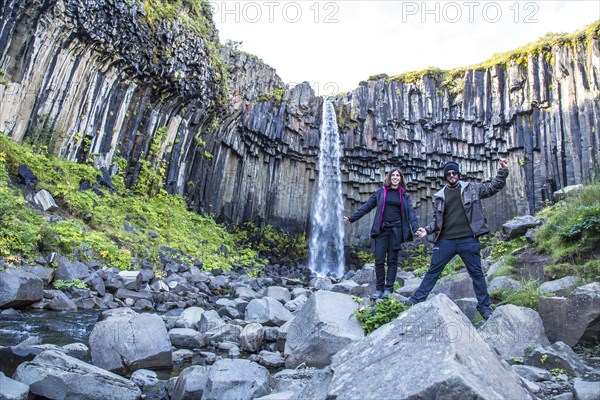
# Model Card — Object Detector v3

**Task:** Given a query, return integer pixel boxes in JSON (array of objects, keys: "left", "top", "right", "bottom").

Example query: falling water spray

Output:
[{"left": 308, "top": 101, "right": 345, "bottom": 277}]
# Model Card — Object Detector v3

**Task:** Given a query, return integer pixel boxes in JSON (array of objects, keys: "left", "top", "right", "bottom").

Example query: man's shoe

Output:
[
  {"left": 481, "top": 310, "right": 492, "bottom": 320},
  {"left": 371, "top": 290, "right": 383, "bottom": 300},
  {"left": 381, "top": 290, "right": 392, "bottom": 299}
]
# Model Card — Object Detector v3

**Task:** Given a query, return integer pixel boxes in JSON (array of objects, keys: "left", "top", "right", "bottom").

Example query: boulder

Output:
[
  {"left": 240, "top": 323, "right": 264, "bottom": 353},
  {"left": 501, "top": 215, "right": 541, "bottom": 240},
  {"left": 54, "top": 256, "right": 90, "bottom": 281},
  {"left": 453, "top": 298, "right": 478, "bottom": 320},
  {"left": 203, "top": 359, "right": 270, "bottom": 400},
  {"left": 13, "top": 350, "right": 141, "bottom": 400},
  {"left": 245, "top": 297, "right": 293, "bottom": 326},
  {"left": 0, "top": 270, "right": 44, "bottom": 308},
  {"left": 284, "top": 290, "right": 364, "bottom": 368},
  {"left": 524, "top": 342, "right": 590, "bottom": 377},
  {"left": 89, "top": 308, "right": 172, "bottom": 373},
  {"left": 170, "top": 365, "right": 210, "bottom": 400},
  {"left": 130, "top": 369, "right": 168, "bottom": 400},
  {"left": 512, "top": 365, "right": 552, "bottom": 382},
  {"left": 32, "top": 189, "right": 58, "bottom": 212},
  {"left": 198, "top": 310, "right": 226, "bottom": 333},
  {"left": 430, "top": 272, "right": 475, "bottom": 300},
  {"left": 478, "top": 304, "right": 550, "bottom": 359},
  {"left": 488, "top": 276, "right": 523, "bottom": 293},
  {"left": 266, "top": 286, "right": 291, "bottom": 303},
  {"left": 538, "top": 276, "right": 580, "bottom": 297},
  {"left": 168, "top": 328, "right": 204, "bottom": 349},
  {"left": 118, "top": 271, "right": 143, "bottom": 291},
  {"left": 327, "top": 294, "right": 533, "bottom": 399},
  {"left": 45, "top": 290, "right": 77, "bottom": 311},
  {"left": 174, "top": 306, "right": 205, "bottom": 329},
  {"left": 284, "top": 294, "right": 308, "bottom": 312},
  {"left": 538, "top": 282, "right": 600, "bottom": 346},
  {"left": 0, "top": 371, "right": 29, "bottom": 400},
  {"left": 573, "top": 378, "right": 600, "bottom": 400}
]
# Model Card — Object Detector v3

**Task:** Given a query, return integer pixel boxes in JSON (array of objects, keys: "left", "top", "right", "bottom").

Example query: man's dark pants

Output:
[{"left": 410, "top": 237, "right": 492, "bottom": 315}]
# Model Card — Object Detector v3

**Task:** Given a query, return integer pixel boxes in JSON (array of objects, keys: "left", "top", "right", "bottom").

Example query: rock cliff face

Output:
[{"left": 1, "top": 1, "right": 599, "bottom": 246}]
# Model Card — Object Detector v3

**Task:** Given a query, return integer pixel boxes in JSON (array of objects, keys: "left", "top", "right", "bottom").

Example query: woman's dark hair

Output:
[{"left": 383, "top": 167, "right": 407, "bottom": 189}]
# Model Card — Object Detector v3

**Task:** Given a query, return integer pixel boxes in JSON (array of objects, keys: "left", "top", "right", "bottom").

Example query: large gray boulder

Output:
[
  {"left": 327, "top": 294, "right": 534, "bottom": 399},
  {"left": 170, "top": 365, "right": 210, "bottom": 400},
  {"left": 524, "top": 342, "right": 590, "bottom": 377},
  {"left": 245, "top": 297, "right": 293, "bottom": 326},
  {"left": 538, "top": 282, "right": 600, "bottom": 346},
  {"left": 502, "top": 215, "right": 541, "bottom": 240},
  {"left": 0, "top": 371, "right": 29, "bottom": 400},
  {"left": 203, "top": 359, "right": 270, "bottom": 400},
  {"left": 54, "top": 256, "right": 90, "bottom": 281},
  {"left": 284, "top": 290, "right": 364, "bottom": 368},
  {"left": 537, "top": 276, "right": 580, "bottom": 297},
  {"left": 478, "top": 304, "right": 550, "bottom": 359},
  {"left": 175, "top": 306, "right": 205, "bottom": 329},
  {"left": 12, "top": 350, "right": 141, "bottom": 400},
  {"left": 89, "top": 308, "right": 172, "bottom": 373},
  {"left": 430, "top": 272, "right": 475, "bottom": 300},
  {"left": 0, "top": 270, "right": 43, "bottom": 308}
]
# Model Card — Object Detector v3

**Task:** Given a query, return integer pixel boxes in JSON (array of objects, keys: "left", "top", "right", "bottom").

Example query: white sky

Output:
[{"left": 209, "top": 1, "right": 600, "bottom": 94}]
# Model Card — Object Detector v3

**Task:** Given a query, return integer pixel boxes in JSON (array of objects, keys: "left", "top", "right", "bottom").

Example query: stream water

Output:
[{"left": 0, "top": 309, "right": 99, "bottom": 347}]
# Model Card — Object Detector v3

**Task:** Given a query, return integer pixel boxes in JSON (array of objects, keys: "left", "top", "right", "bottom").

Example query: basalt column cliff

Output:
[{"left": 1, "top": 1, "right": 599, "bottom": 246}]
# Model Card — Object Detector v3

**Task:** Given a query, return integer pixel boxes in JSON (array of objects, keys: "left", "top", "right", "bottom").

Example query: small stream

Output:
[{"left": 0, "top": 310, "right": 100, "bottom": 347}]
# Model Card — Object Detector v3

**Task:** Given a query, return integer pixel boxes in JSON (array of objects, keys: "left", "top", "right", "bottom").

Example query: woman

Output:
[{"left": 344, "top": 168, "right": 425, "bottom": 299}]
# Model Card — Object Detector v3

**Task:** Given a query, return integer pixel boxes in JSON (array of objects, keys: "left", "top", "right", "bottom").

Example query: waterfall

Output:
[{"left": 308, "top": 101, "right": 345, "bottom": 277}]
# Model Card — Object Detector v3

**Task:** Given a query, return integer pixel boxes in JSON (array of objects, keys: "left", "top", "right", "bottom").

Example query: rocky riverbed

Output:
[{"left": 0, "top": 245, "right": 599, "bottom": 400}]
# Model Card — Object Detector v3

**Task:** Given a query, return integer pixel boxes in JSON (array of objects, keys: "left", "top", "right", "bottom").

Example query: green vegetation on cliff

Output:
[{"left": 0, "top": 133, "right": 270, "bottom": 271}]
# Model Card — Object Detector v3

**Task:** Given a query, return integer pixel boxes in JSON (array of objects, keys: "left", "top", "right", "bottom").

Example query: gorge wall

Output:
[{"left": 1, "top": 1, "right": 599, "bottom": 247}]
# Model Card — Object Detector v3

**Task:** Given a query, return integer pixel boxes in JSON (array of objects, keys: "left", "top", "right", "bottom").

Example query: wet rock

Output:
[
  {"left": 89, "top": 308, "right": 172, "bottom": 373},
  {"left": 0, "top": 270, "right": 44, "bottom": 308}
]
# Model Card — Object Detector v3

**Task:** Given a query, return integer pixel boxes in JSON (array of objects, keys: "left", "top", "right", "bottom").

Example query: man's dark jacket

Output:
[{"left": 424, "top": 168, "right": 509, "bottom": 241}]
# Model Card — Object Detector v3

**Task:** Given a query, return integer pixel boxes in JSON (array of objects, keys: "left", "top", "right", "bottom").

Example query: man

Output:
[{"left": 407, "top": 158, "right": 509, "bottom": 319}]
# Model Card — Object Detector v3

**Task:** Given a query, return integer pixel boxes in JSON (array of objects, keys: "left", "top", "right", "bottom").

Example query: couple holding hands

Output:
[{"left": 343, "top": 158, "right": 509, "bottom": 320}]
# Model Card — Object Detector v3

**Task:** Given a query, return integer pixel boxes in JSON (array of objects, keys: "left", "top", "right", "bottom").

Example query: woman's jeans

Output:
[
  {"left": 411, "top": 237, "right": 492, "bottom": 315},
  {"left": 374, "top": 230, "right": 400, "bottom": 291}
]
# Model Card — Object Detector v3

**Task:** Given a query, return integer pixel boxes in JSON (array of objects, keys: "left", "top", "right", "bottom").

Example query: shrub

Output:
[
  {"left": 493, "top": 279, "right": 550, "bottom": 310},
  {"left": 353, "top": 296, "right": 409, "bottom": 334}
]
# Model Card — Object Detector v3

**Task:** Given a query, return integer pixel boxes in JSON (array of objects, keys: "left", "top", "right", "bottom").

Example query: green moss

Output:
[
  {"left": 0, "top": 69, "right": 8, "bottom": 86},
  {"left": 234, "top": 223, "right": 307, "bottom": 266},
  {"left": 535, "top": 181, "right": 600, "bottom": 269},
  {"left": 0, "top": 133, "right": 265, "bottom": 272},
  {"left": 256, "top": 87, "right": 285, "bottom": 103}
]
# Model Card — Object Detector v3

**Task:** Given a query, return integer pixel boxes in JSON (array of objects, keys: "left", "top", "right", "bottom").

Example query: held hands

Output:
[
  {"left": 415, "top": 227, "right": 427, "bottom": 238},
  {"left": 499, "top": 158, "right": 508, "bottom": 169},
  {"left": 343, "top": 216, "right": 351, "bottom": 225}
]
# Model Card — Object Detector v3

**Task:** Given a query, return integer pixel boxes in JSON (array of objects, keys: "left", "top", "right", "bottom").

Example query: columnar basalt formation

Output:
[{"left": 0, "top": 1, "right": 598, "bottom": 246}]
